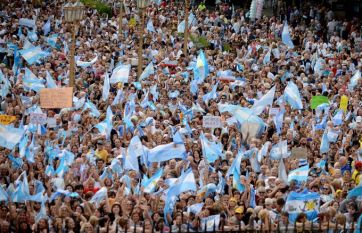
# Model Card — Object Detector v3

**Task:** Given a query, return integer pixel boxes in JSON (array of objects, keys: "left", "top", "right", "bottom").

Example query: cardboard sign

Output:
[
  {"left": 291, "top": 147, "right": 308, "bottom": 160},
  {"left": 310, "top": 96, "right": 329, "bottom": 109},
  {"left": 339, "top": 95, "right": 348, "bottom": 112},
  {"left": 203, "top": 116, "right": 222, "bottom": 128},
  {"left": 0, "top": 115, "right": 16, "bottom": 125},
  {"left": 40, "top": 87, "right": 73, "bottom": 109},
  {"left": 30, "top": 113, "right": 47, "bottom": 125}
]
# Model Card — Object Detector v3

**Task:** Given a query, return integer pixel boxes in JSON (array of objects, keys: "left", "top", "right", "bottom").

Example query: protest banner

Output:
[
  {"left": 30, "top": 113, "right": 47, "bottom": 125},
  {"left": 291, "top": 147, "right": 308, "bottom": 160},
  {"left": 339, "top": 95, "right": 348, "bottom": 112},
  {"left": 310, "top": 96, "right": 329, "bottom": 109},
  {"left": 203, "top": 116, "right": 222, "bottom": 128},
  {"left": 0, "top": 115, "right": 16, "bottom": 125},
  {"left": 40, "top": 87, "right": 73, "bottom": 109}
]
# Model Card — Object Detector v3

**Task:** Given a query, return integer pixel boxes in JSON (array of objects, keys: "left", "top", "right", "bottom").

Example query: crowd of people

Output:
[{"left": 0, "top": 0, "right": 362, "bottom": 232}]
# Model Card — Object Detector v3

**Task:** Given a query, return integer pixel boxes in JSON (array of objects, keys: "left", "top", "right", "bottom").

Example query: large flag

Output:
[
  {"left": 284, "top": 190, "right": 320, "bottom": 222},
  {"left": 284, "top": 81, "right": 303, "bottom": 109},
  {"left": 147, "top": 142, "right": 186, "bottom": 163},
  {"left": 0, "top": 125, "right": 25, "bottom": 150},
  {"left": 282, "top": 21, "right": 294, "bottom": 49},
  {"left": 110, "top": 64, "right": 131, "bottom": 83},
  {"left": 139, "top": 62, "right": 154, "bottom": 80},
  {"left": 251, "top": 86, "right": 275, "bottom": 115},
  {"left": 287, "top": 165, "right": 309, "bottom": 183},
  {"left": 196, "top": 50, "right": 209, "bottom": 80},
  {"left": 19, "top": 46, "right": 49, "bottom": 65},
  {"left": 199, "top": 133, "right": 223, "bottom": 163},
  {"left": 320, "top": 130, "right": 330, "bottom": 154}
]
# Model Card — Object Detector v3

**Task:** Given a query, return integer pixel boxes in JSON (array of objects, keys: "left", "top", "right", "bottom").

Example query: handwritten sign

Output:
[
  {"left": 0, "top": 115, "right": 16, "bottom": 125},
  {"left": 202, "top": 116, "right": 222, "bottom": 128},
  {"left": 30, "top": 113, "right": 47, "bottom": 125},
  {"left": 40, "top": 87, "right": 73, "bottom": 109},
  {"left": 291, "top": 147, "right": 308, "bottom": 160},
  {"left": 339, "top": 95, "right": 348, "bottom": 112}
]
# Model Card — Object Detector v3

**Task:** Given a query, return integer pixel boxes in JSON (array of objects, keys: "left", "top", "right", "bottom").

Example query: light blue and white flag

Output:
[
  {"left": 46, "top": 71, "right": 57, "bottom": 88},
  {"left": 332, "top": 109, "right": 343, "bottom": 126},
  {"left": 320, "top": 130, "right": 330, "bottom": 154},
  {"left": 284, "top": 190, "right": 320, "bottom": 222},
  {"left": 187, "top": 203, "right": 204, "bottom": 214},
  {"left": 263, "top": 49, "right": 271, "bottom": 65},
  {"left": 200, "top": 133, "right": 222, "bottom": 163},
  {"left": 201, "top": 215, "right": 220, "bottom": 231},
  {"left": 196, "top": 50, "right": 209, "bottom": 81},
  {"left": 287, "top": 165, "right": 309, "bottom": 183},
  {"left": 102, "top": 72, "right": 110, "bottom": 101},
  {"left": 19, "top": 18, "right": 36, "bottom": 28},
  {"left": 23, "top": 68, "right": 45, "bottom": 92},
  {"left": 46, "top": 34, "right": 58, "bottom": 48},
  {"left": 282, "top": 21, "right": 294, "bottom": 49},
  {"left": 83, "top": 100, "right": 100, "bottom": 117},
  {"left": 76, "top": 55, "right": 98, "bottom": 67},
  {"left": 202, "top": 82, "right": 218, "bottom": 103},
  {"left": 42, "top": 19, "right": 51, "bottom": 35},
  {"left": 146, "top": 19, "right": 156, "bottom": 32},
  {"left": 270, "top": 140, "right": 288, "bottom": 160},
  {"left": 284, "top": 81, "right": 303, "bottom": 109},
  {"left": 0, "top": 125, "right": 25, "bottom": 150},
  {"left": 147, "top": 142, "right": 186, "bottom": 163},
  {"left": 142, "top": 168, "right": 163, "bottom": 193},
  {"left": 278, "top": 159, "right": 288, "bottom": 184},
  {"left": 251, "top": 86, "right": 275, "bottom": 115},
  {"left": 0, "top": 185, "right": 8, "bottom": 202},
  {"left": 139, "top": 62, "right": 155, "bottom": 80},
  {"left": 110, "top": 64, "right": 131, "bottom": 83},
  {"left": 19, "top": 46, "right": 49, "bottom": 65},
  {"left": 348, "top": 70, "right": 361, "bottom": 91},
  {"left": 90, "top": 187, "right": 107, "bottom": 207},
  {"left": 27, "top": 28, "right": 38, "bottom": 42}
]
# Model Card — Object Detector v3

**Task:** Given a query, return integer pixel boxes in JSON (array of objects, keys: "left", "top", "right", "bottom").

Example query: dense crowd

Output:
[{"left": 0, "top": 0, "right": 362, "bottom": 232}]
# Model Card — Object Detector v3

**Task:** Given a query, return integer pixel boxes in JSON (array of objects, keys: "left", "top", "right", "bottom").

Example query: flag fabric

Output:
[
  {"left": 284, "top": 190, "right": 320, "bottom": 222},
  {"left": 19, "top": 18, "right": 36, "bottom": 28},
  {"left": 282, "top": 21, "right": 294, "bottom": 49},
  {"left": 0, "top": 185, "right": 8, "bottom": 202},
  {"left": 263, "top": 49, "right": 271, "bottom": 65},
  {"left": 347, "top": 185, "right": 362, "bottom": 199},
  {"left": 46, "top": 71, "right": 57, "bottom": 88},
  {"left": 139, "top": 62, "right": 154, "bottom": 80},
  {"left": 23, "top": 68, "right": 45, "bottom": 92},
  {"left": 94, "top": 106, "right": 113, "bottom": 139},
  {"left": 0, "top": 125, "right": 25, "bottom": 150},
  {"left": 251, "top": 86, "right": 275, "bottom": 115},
  {"left": 19, "top": 46, "right": 49, "bottom": 65},
  {"left": 147, "top": 142, "right": 186, "bottom": 163},
  {"left": 177, "top": 20, "right": 186, "bottom": 33},
  {"left": 76, "top": 55, "right": 98, "bottom": 67},
  {"left": 278, "top": 159, "right": 288, "bottom": 184},
  {"left": 196, "top": 50, "right": 209, "bottom": 80},
  {"left": 27, "top": 28, "right": 38, "bottom": 42},
  {"left": 142, "top": 168, "right": 163, "bottom": 193},
  {"left": 187, "top": 203, "right": 204, "bottom": 214},
  {"left": 102, "top": 72, "right": 110, "bottom": 101},
  {"left": 146, "top": 19, "right": 156, "bottom": 32},
  {"left": 320, "top": 130, "right": 330, "bottom": 154},
  {"left": 46, "top": 34, "right": 58, "bottom": 48},
  {"left": 42, "top": 19, "right": 51, "bottom": 35},
  {"left": 124, "top": 136, "right": 143, "bottom": 173},
  {"left": 202, "top": 82, "right": 219, "bottom": 103},
  {"left": 110, "top": 64, "right": 131, "bottom": 83},
  {"left": 348, "top": 70, "right": 361, "bottom": 91},
  {"left": 201, "top": 215, "right": 220, "bottom": 231},
  {"left": 200, "top": 133, "right": 223, "bottom": 163},
  {"left": 270, "top": 140, "right": 288, "bottom": 160},
  {"left": 90, "top": 187, "right": 108, "bottom": 207},
  {"left": 83, "top": 100, "right": 101, "bottom": 117},
  {"left": 332, "top": 109, "right": 343, "bottom": 126},
  {"left": 287, "top": 165, "right": 309, "bottom": 183},
  {"left": 284, "top": 81, "right": 303, "bottom": 109}
]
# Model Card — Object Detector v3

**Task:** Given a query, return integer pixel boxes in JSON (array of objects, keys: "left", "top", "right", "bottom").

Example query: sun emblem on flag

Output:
[{"left": 305, "top": 200, "right": 316, "bottom": 211}]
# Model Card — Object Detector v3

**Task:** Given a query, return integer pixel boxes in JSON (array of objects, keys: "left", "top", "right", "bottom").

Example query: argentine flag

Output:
[
  {"left": 284, "top": 190, "right": 320, "bottom": 222},
  {"left": 0, "top": 125, "right": 25, "bottom": 150},
  {"left": 284, "top": 81, "right": 303, "bottom": 109},
  {"left": 142, "top": 168, "right": 163, "bottom": 193},
  {"left": 110, "top": 64, "right": 131, "bottom": 83},
  {"left": 287, "top": 165, "right": 309, "bottom": 183},
  {"left": 282, "top": 21, "right": 294, "bottom": 49}
]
